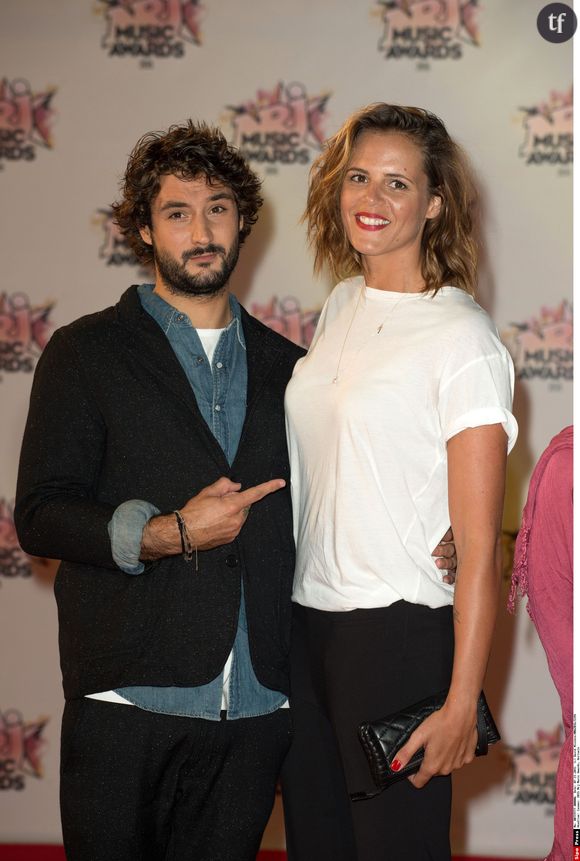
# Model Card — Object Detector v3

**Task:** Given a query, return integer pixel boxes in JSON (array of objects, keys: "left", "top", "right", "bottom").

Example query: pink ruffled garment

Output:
[{"left": 509, "top": 426, "right": 573, "bottom": 861}]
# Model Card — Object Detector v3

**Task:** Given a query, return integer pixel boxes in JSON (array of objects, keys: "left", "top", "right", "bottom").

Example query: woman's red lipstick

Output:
[{"left": 354, "top": 211, "right": 391, "bottom": 231}]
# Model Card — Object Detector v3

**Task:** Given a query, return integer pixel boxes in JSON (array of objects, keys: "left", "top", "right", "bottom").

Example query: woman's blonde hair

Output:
[{"left": 305, "top": 103, "right": 478, "bottom": 295}]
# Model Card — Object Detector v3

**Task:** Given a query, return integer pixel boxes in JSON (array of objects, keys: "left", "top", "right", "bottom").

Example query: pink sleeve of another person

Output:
[
  {"left": 526, "top": 445, "right": 573, "bottom": 723},
  {"left": 519, "top": 432, "right": 572, "bottom": 861}
]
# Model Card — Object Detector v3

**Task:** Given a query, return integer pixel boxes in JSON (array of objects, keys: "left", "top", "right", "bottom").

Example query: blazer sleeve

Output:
[{"left": 15, "top": 328, "right": 118, "bottom": 568}]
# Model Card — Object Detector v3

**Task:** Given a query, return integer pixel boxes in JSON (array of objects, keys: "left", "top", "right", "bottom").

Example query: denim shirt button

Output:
[
  {"left": 216, "top": 361, "right": 223, "bottom": 369},
  {"left": 176, "top": 314, "right": 185, "bottom": 322},
  {"left": 225, "top": 554, "right": 239, "bottom": 568},
  {"left": 196, "top": 356, "right": 204, "bottom": 365}
]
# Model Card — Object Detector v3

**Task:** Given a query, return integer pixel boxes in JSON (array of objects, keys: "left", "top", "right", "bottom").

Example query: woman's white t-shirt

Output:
[{"left": 285, "top": 277, "right": 518, "bottom": 612}]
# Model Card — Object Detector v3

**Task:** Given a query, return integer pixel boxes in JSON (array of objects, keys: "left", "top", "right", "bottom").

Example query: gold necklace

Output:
[
  {"left": 332, "top": 287, "right": 362, "bottom": 384},
  {"left": 332, "top": 286, "right": 405, "bottom": 384}
]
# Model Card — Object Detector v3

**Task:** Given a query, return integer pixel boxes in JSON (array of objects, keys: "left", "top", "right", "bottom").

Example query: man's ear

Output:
[{"left": 139, "top": 225, "right": 153, "bottom": 246}]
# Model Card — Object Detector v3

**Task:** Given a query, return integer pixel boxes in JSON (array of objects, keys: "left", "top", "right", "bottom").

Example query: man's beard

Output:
[{"left": 153, "top": 240, "right": 240, "bottom": 298}]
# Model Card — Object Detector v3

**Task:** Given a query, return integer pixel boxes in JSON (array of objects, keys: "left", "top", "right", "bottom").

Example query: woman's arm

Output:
[{"left": 392, "top": 423, "right": 507, "bottom": 788}]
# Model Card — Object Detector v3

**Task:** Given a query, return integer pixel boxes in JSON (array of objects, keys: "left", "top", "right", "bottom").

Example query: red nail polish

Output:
[{"left": 391, "top": 759, "right": 402, "bottom": 772}]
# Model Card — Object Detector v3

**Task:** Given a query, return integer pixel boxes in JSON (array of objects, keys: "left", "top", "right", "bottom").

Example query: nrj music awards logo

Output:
[
  {"left": 94, "top": 207, "right": 140, "bottom": 267},
  {"left": 251, "top": 297, "right": 321, "bottom": 348},
  {"left": 0, "top": 500, "right": 31, "bottom": 579},
  {"left": 376, "top": 0, "right": 480, "bottom": 60},
  {"left": 501, "top": 529, "right": 517, "bottom": 585},
  {"left": 0, "top": 293, "right": 53, "bottom": 379},
  {"left": 519, "top": 87, "right": 573, "bottom": 166},
  {"left": 504, "top": 726, "right": 562, "bottom": 807},
  {"left": 98, "top": 0, "right": 203, "bottom": 58},
  {"left": 0, "top": 710, "right": 48, "bottom": 791},
  {"left": 225, "top": 83, "right": 330, "bottom": 167},
  {"left": 94, "top": 207, "right": 154, "bottom": 278},
  {"left": 0, "top": 78, "right": 55, "bottom": 168},
  {"left": 502, "top": 301, "right": 572, "bottom": 383}
]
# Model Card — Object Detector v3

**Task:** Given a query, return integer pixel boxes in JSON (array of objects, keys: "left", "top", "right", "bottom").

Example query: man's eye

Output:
[
  {"left": 168, "top": 211, "right": 185, "bottom": 219},
  {"left": 210, "top": 205, "right": 226, "bottom": 214}
]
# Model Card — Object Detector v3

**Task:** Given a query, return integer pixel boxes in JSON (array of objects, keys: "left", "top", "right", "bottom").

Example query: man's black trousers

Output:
[{"left": 60, "top": 698, "right": 292, "bottom": 861}]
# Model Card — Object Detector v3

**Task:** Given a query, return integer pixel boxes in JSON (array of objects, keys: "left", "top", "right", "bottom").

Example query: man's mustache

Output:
[{"left": 182, "top": 244, "right": 226, "bottom": 263}]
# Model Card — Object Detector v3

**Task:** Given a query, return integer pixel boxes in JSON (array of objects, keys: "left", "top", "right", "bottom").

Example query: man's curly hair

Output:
[{"left": 113, "top": 120, "right": 263, "bottom": 266}]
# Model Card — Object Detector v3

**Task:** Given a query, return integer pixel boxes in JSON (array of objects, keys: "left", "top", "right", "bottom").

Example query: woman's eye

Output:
[
  {"left": 350, "top": 173, "right": 367, "bottom": 183},
  {"left": 390, "top": 180, "right": 407, "bottom": 190}
]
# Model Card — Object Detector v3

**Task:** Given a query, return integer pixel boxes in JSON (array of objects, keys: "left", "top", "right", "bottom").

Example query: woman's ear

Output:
[{"left": 426, "top": 193, "right": 442, "bottom": 221}]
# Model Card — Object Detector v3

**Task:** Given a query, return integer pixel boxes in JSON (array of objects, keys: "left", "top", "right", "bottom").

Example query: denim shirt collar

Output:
[
  {"left": 137, "top": 283, "right": 245, "bottom": 350},
  {"left": 137, "top": 284, "right": 247, "bottom": 467}
]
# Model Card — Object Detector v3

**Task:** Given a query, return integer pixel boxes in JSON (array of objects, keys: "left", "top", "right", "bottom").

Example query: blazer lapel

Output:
[
  {"left": 230, "top": 308, "right": 285, "bottom": 474},
  {"left": 241, "top": 307, "right": 283, "bottom": 419},
  {"left": 117, "top": 286, "right": 230, "bottom": 472}
]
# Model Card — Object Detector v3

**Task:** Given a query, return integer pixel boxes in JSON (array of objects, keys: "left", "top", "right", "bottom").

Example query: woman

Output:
[
  {"left": 510, "top": 426, "right": 573, "bottom": 861},
  {"left": 282, "top": 104, "right": 518, "bottom": 860}
]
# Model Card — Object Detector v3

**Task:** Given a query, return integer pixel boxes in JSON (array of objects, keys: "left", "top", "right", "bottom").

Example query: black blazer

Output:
[{"left": 15, "top": 286, "right": 305, "bottom": 699}]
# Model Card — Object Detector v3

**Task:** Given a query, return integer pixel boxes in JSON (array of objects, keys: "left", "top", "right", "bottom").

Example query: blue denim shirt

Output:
[{"left": 108, "top": 284, "right": 287, "bottom": 719}]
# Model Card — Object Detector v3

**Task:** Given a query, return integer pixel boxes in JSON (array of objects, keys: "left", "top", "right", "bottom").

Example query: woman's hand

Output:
[{"left": 391, "top": 699, "right": 478, "bottom": 788}]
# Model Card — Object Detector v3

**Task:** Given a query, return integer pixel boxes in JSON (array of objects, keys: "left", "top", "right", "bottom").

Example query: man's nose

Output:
[{"left": 189, "top": 214, "right": 212, "bottom": 245}]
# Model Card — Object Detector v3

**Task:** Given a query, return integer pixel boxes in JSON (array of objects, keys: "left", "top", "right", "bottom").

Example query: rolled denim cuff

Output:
[{"left": 108, "top": 499, "right": 161, "bottom": 575}]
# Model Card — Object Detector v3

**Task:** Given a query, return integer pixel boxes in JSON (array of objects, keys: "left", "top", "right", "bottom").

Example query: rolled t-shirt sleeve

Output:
[{"left": 438, "top": 327, "right": 518, "bottom": 453}]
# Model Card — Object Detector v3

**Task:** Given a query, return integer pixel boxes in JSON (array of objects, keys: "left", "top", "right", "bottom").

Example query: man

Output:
[
  {"left": 16, "top": 121, "right": 302, "bottom": 861},
  {"left": 15, "top": 121, "right": 455, "bottom": 860}
]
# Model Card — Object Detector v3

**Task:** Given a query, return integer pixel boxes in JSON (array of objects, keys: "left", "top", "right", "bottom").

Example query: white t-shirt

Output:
[{"left": 285, "top": 277, "right": 518, "bottom": 612}]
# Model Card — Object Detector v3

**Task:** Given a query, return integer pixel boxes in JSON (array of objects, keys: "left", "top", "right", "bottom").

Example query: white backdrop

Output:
[{"left": 0, "top": 1, "right": 572, "bottom": 856}]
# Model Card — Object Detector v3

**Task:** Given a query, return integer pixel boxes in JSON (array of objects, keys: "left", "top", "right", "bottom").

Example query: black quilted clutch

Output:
[{"left": 355, "top": 690, "right": 500, "bottom": 797}]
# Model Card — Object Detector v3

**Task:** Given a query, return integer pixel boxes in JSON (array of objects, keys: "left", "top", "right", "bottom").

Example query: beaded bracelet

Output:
[{"left": 174, "top": 509, "right": 198, "bottom": 571}]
